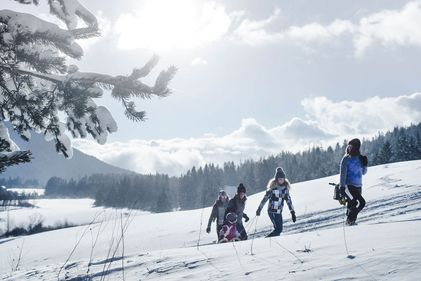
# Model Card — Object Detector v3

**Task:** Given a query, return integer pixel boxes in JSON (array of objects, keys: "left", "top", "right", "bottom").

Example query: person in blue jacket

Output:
[
  {"left": 256, "top": 167, "right": 296, "bottom": 237},
  {"left": 340, "top": 138, "right": 368, "bottom": 225}
]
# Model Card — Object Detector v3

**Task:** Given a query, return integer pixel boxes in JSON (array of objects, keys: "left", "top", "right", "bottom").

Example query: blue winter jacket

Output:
[{"left": 340, "top": 155, "right": 368, "bottom": 188}]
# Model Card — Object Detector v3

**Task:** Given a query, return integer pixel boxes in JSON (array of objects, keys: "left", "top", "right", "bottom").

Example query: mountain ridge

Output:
[{"left": 0, "top": 127, "right": 135, "bottom": 185}]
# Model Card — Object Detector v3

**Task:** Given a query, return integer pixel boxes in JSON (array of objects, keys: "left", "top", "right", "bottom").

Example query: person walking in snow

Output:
[
  {"left": 225, "top": 183, "right": 250, "bottom": 240},
  {"left": 256, "top": 167, "right": 296, "bottom": 237},
  {"left": 206, "top": 190, "right": 230, "bottom": 241},
  {"left": 339, "top": 138, "right": 368, "bottom": 225}
]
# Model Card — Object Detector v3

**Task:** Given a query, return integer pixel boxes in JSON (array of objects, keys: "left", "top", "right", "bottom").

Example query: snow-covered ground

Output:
[
  {"left": 0, "top": 160, "right": 420, "bottom": 280},
  {"left": 0, "top": 199, "right": 149, "bottom": 233},
  {"left": 6, "top": 188, "right": 45, "bottom": 196}
]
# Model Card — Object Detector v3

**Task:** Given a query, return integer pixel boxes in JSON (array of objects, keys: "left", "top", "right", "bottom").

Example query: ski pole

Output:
[{"left": 250, "top": 216, "right": 259, "bottom": 255}]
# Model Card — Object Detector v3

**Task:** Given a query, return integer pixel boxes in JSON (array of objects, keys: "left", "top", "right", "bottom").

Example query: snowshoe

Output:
[{"left": 346, "top": 220, "right": 358, "bottom": 226}]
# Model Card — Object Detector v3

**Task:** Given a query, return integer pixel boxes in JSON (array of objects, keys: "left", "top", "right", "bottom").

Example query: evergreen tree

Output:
[
  {"left": 375, "top": 140, "right": 393, "bottom": 164},
  {"left": 156, "top": 188, "right": 171, "bottom": 213},
  {"left": 0, "top": 1, "right": 176, "bottom": 173}
]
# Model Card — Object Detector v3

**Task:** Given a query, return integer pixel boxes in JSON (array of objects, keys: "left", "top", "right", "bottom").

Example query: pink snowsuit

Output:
[{"left": 219, "top": 222, "right": 240, "bottom": 242}]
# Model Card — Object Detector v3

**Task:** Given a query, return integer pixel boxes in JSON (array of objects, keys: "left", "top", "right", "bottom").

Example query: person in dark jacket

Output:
[
  {"left": 206, "top": 190, "right": 230, "bottom": 240},
  {"left": 256, "top": 167, "right": 296, "bottom": 237},
  {"left": 340, "top": 138, "right": 368, "bottom": 225},
  {"left": 225, "top": 183, "right": 250, "bottom": 240}
]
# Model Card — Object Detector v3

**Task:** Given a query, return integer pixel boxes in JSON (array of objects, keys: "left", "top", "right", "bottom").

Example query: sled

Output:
[{"left": 329, "top": 182, "right": 347, "bottom": 205}]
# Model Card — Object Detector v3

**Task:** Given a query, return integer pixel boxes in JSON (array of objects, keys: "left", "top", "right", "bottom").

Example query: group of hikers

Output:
[{"left": 206, "top": 138, "right": 368, "bottom": 242}]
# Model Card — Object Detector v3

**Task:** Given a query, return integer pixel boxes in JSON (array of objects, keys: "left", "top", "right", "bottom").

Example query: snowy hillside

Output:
[{"left": 0, "top": 160, "right": 420, "bottom": 280}]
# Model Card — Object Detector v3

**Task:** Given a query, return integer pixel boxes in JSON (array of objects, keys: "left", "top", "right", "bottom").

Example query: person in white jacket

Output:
[{"left": 256, "top": 167, "right": 296, "bottom": 237}]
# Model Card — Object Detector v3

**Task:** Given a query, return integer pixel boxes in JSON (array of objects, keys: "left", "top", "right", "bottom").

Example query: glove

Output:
[
  {"left": 256, "top": 209, "right": 261, "bottom": 216},
  {"left": 206, "top": 226, "right": 211, "bottom": 233},
  {"left": 244, "top": 214, "right": 250, "bottom": 222},
  {"left": 291, "top": 211, "right": 296, "bottom": 223},
  {"left": 360, "top": 155, "right": 368, "bottom": 166}
]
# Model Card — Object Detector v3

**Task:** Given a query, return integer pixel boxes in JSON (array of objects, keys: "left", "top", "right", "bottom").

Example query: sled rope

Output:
[
  {"left": 195, "top": 207, "right": 222, "bottom": 273},
  {"left": 271, "top": 239, "right": 304, "bottom": 264},
  {"left": 232, "top": 241, "right": 248, "bottom": 274},
  {"left": 246, "top": 216, "right": 257, "bottom": 232},
  {"left": 197, "top": 207, "right": 205, "bottom": 249},
  {"left": 342, "top": 208, "right": 352, "bottom": 257},
  {"left": 250, "top": 216, "right": 259, "bottom": 255},
  {"left": 342, "top": 207, "right": 378, "bottom": 281}
]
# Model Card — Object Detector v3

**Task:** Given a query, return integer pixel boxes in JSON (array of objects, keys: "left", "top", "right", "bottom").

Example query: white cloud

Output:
[
  {"left": 191, "top": 57, "right": 208, "bottom": 65},
  {"left": 231, "top": 9, "right": 354, "bottom": 46},
  {"left": 286, "top": 20, "right": 354, "bottom": 42},
  {"left": 74, "top": 93, "right": 421, "bottom": 176},
  {"left": 301, "top": 93, "right": 421, "bottom": 135},
  {"left": 354, "top": 1, "right": 421, "bottom": 56},
  {"left": 231, "top": 1, "right": 421, "bottom": 55},
  {"left": 271, "top": 117, "right": 335, "bottom": 139},
  {"left": 232, "top": 8, "right": 284, "bottom": 45},
  {"left": 113, "top": 0, "right": 231, "bottom": 50}
]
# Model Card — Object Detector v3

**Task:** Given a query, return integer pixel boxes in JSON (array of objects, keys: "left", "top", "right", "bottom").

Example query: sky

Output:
[{"left": 3, "top": 0, "right": 421, "bottom": 175}]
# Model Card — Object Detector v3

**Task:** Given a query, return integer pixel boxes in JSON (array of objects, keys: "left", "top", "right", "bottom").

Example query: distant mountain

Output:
[{"left": 0, "top": 127, "right": 134, "bottom": 185}]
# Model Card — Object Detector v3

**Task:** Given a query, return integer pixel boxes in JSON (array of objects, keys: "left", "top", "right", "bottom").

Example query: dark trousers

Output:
[
  {"left": 216, "top": 224, "right": 222, "bottom": 241},
  {"left": 267, "top": 212, "right": 283, "bottom": 237},
  {"left": 237, "top": 223, "right": 247, "bottom": 240},
  {"left": 344, "top": 185, "right": 366, "bottom": 222}
]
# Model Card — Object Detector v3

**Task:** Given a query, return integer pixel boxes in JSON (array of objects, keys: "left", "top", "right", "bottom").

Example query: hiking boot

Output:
[{"left": 346, "top": 219, "right": 357, "bottom": 226}]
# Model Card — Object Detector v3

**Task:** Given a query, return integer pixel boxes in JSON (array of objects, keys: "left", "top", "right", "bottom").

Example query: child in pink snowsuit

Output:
[{"left": 219, "top": 212, "right": 240, "bottom": 242}]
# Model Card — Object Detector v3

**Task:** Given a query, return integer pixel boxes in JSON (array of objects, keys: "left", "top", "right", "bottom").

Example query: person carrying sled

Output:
[
  {"left": 206, "top": 190, "right": 230, "bottom": 240},
  {"left": 218, "top": 212, "right": 240, "bottom": 242},
  {"left": 256, "top": 167, "right": 296, "bottom": 237},
  {"left": 225, "top": 183, "right": 250, "bottom": 240},
  {"left": 339, "top": 138, "right": 368, "bottom": 225}
]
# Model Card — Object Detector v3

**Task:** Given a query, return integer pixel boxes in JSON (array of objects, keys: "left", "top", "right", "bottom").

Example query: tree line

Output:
[
  {"left": 44, "top": 122, "right": 421, "bottom": 212},
  {"left": 0, "top": 177, "right": 40, "bottom": 189}
]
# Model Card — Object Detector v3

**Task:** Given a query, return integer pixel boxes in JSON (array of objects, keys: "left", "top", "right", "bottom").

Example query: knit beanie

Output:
[
  {"left": 226, "top": 212, "right": 237, "bottom": 224},
  {"left": 237, "top": 183, "right": 246, "bottom": 194},
  {"left": 274, "top": 167, "right": 286, "bottom": 180},
  {"left": 348, "top": 138, "right": 361, "bottom": 156}
]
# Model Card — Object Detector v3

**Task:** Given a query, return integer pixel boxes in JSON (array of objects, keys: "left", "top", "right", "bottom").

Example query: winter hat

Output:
[
  {"left": 226, "top": 212, "right": 237, "bottom": 224},
  {"left": 237, "top": 183, "right": 246, "bottom": 194},
  {"left": 348, "top": 138, "right": 361, "bottom": 156},
  {"left": 348, "top": 138, "right": 361, "bottom": 150},
  {"left": 218, "top": 190, "right": 228, "bottom": 201},
  {"left": 274, "top": 167, "right": 286, "bottom": 180}
]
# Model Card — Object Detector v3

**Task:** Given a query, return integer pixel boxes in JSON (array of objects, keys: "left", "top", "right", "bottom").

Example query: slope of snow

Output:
[
  {"left": 0, "top": 199, "right": 149, "bottom": 233},
  {"left": 0, "top": 160, "right": 420, "bottom": 280}
]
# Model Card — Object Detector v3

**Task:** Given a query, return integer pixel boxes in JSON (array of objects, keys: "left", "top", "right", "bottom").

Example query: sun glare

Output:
[{"left": 115, "top": 0, "right": 231, "bottom": 50}]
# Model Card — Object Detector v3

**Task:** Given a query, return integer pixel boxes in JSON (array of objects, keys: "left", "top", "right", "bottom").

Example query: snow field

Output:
[{"left": 0, "top": 160, "right": 420, "bottom": 280}]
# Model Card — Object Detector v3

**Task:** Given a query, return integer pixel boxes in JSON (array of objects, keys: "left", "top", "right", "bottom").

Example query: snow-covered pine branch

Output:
[
  {"left": 0, "top": 0, "right": 176, "bottom": 173},
  {"left": 0, "top": 150, "right": 32, "bottom": 172}
]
